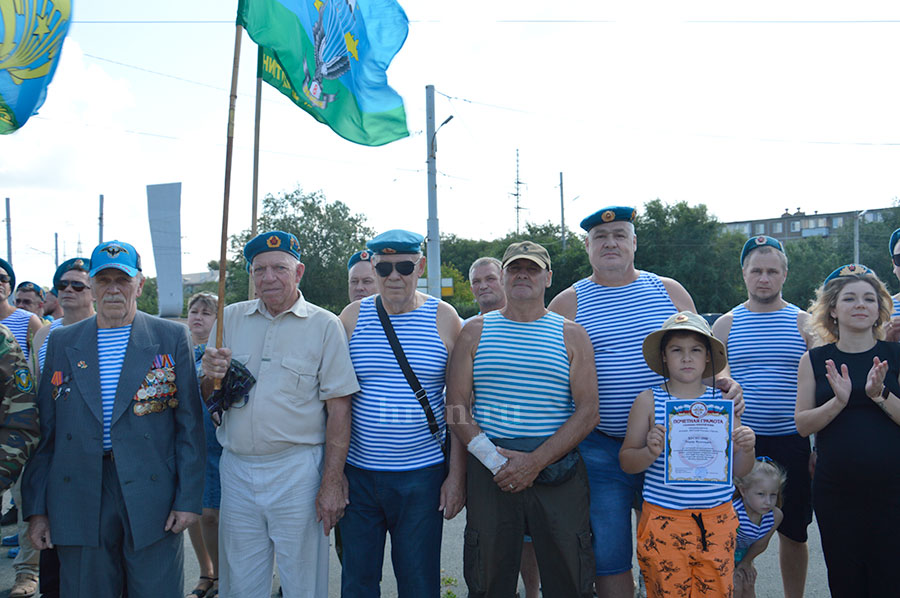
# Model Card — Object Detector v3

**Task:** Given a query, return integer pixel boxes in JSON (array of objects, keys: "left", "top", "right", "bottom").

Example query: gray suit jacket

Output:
[{"left": 22, "top": 311, "right": 205, "bottom": 550}]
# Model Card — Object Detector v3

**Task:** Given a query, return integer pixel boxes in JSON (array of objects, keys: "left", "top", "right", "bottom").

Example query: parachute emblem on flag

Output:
[
  {"left": 302, "top": 0, "right": 356, "bottom": 110},
  {"left": 0, "top": 0, "right": 72, "bottom": 133}
]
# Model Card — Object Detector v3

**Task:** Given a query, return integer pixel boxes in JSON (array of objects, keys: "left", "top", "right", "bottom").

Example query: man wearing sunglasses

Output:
[
  {"left": 30, "top": 258, "right": 96, "bottom": 378},
  {"left": 338, "top": 229, "right": 464, "bottom": 598},
  {"left": 11, "top": 259, "right": 95, "bottom": 598},
  {"left": 711, "top": 236, "right": 814, "bottom": 598},
  {"left": 0, "top": 258, "right": 43, "bottom": 361},
  {"left": 23, "top": 240, "right": 206, "bottom": 598},
  {"left": 201, "top": 230, "right": 358, "bottom": 598}
]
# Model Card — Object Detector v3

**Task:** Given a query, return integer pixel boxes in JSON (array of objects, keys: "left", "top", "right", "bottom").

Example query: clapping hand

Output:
[
  {"left": 865, "top": 356, "right": 890, "bottom": 402},
  {"left": 824, "top": 359, "right": 852, "bottom": 408}
]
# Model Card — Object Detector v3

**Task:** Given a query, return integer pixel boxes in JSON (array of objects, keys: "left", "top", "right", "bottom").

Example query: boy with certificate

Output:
[{"left": 620, "top": 312, "right": 756, "bottom": 598}]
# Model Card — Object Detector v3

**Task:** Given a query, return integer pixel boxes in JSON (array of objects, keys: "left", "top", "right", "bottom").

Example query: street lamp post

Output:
[{"left": 425, "top": 84, "right": 453, "bottom": 299}]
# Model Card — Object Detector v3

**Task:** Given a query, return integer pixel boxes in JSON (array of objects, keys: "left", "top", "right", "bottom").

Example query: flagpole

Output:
[
  {"left": 248, "top": 53, "right": 263, "bottom": 300},
  {"left": 215, "top": 23, "right": 243, "bottom": 386}
]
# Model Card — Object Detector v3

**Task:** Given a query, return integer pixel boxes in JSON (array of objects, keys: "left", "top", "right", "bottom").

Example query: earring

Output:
[{"left": 833, "top": 317, "right": 837, "bottom": 325}]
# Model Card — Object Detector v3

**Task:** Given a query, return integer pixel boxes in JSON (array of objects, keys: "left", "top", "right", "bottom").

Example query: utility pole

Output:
[
  {"left": 425, "top": 85, "right": 453, "bottom": 299},
  {"left": 559, "top": 172, "right": 566, "bottom": 251},
  {"left": 425, "top": 84, "right": 439, "bottom": 298},
  {"left": 5, "top": 198, "right": 10, "bottom": 264},
  {"left": 54, "top": 233, "right": 59, "bottom": 267},
  {"left": 98, "top": 194, "right": 104, "bottom": 244}
]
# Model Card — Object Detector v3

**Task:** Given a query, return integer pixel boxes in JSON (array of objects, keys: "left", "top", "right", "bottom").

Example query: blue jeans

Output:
[
  {"left": 340, "top": 463, "right": 445, "bottom": 598},
  {"left": 579, "top": 430, "right": 643, "bottom": 576}
]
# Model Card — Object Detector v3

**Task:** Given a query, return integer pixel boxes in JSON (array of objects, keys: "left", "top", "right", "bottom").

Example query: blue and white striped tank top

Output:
[
  {"left": 574, "top": 273, "right": 676, "bottom": 437},
  {"left": 98, "top": 325, "right": 132, "bottom": 452},
  {"left": 348, "top": 296, "right": 448, "bottom": 471},
  {"left": 38, "top": 318, "right": 64, "bottom": 371},
  {"left": 2, "top": 309, "right": 32, "bottom": 359},
  {"left": 892, "top": 296, "right": 900, "bottom": 318},
  {"left": 727, "top": 303, "right": 806, "bottom": 435},
  {"left": 734, "top": 496, "right": 775, "bottom": 551},
  {"left": 473, "top": 310, "right": 573, "bottom": 438},
  {"left": 643, "top": 386, "right": 734, "bottom": 510}
]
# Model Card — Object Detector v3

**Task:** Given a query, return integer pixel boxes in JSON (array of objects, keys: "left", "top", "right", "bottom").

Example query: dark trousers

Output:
[
  {"left": 56, "top": 457, "right": 184, "bottom": 598},
  {"left": 38, "top": 547, "right": 60, "bottom": 598},
  {"left": 815, "top": 479, "right": 900, "bottom": 598},
  {"left": 340, "top": 463, "right": 445, "bottom": 598},
  {"left": 463, "top": 454, "right": 595, "bottom": 598}
]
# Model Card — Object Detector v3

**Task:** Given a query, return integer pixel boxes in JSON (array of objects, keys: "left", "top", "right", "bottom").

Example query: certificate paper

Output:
[{"left": 664, "top": 399, "right": 734, "bottom": 485}]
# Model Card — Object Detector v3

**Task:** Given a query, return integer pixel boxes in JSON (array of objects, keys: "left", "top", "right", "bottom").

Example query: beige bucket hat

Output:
[{"left": 642, "top": 311, "right": 727, "bottom": 378}]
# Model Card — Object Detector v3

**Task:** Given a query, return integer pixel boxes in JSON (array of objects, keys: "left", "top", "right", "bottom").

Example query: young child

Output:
[
  {"left": 620, "top": 311, "right": 756, "bottom": 598},
  {"left": 732, "top": 458, "right": 785, "bottom": 598}
]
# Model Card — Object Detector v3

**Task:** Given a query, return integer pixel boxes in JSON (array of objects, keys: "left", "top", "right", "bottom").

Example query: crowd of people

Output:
[{"left": 0, "top": 205, "right": 894, "bottom": 598}]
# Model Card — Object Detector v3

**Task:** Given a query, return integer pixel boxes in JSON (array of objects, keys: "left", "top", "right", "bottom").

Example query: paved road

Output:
[{"left": 0, "top": 508, "right": 829, "bottom": 597}]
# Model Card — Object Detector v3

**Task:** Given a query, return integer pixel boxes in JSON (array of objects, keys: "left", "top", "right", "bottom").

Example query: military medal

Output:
[
  {"left": 77, "top": 361, "right": 87, "bottom": 369},
  {"left": 167, "top": 398, "right": 179, "bottom": 408}
]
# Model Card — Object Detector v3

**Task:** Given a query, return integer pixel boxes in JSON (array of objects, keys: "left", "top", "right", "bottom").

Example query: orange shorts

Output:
[{"left": 636, "top": 500, "right": 738, "bottom": 597}]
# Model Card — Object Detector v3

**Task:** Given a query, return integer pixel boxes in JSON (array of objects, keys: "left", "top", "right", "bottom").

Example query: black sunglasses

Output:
[
  {"left": 893, "top": 254, "right": 900, "bottom": 267},
  {"left": 374, "top": 260, "right": 417, "bottom": 277},
  {"left": 56, "top": 280, "right": 90, "bottom": 292},
  {"left": 0, "top": 275, "right": 9, "bottom": 283}
]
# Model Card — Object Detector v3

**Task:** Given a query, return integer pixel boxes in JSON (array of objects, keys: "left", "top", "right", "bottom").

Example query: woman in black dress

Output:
[{"left": 795, "top": 264, "right": 900, "bottom": 598}]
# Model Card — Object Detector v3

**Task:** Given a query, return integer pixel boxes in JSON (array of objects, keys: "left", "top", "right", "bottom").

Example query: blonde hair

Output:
[
  {"left": 807, "top": 270, "right": 892, "bottom": 344},
  {"left": 188, "top": 292, "right": 217, "bottom": 313},
  {"left": 734, "top": 458, "right": 787, "bottom": 508}
]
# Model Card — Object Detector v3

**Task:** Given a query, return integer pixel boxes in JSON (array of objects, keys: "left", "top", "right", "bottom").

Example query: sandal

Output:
[{"left": 186, "top": 576, "right": 217, "bottom": 598}]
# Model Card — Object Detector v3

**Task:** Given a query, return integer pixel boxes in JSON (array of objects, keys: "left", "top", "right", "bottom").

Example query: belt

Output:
[{"left": 595, "top": 430, "right": 625, "bottom": 442}]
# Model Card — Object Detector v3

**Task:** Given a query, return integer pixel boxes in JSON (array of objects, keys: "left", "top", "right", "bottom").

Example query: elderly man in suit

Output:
[{"left": 23, "top": 240, "right": 205, "bottom": 598}]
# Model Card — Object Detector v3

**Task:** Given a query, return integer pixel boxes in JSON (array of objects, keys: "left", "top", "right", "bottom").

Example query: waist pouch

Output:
[{"left": 492, "top": 436, "right": 581, "bottom": 486}]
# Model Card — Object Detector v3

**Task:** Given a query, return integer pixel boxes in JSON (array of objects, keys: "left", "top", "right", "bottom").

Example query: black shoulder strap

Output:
[{"left": 375, "top": 295, "right": 445, "bottom": 452}]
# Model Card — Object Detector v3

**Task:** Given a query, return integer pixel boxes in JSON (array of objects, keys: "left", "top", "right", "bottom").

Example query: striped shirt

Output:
[
  {"left": 727, "top": 303, "right": 807, "bottom": 435},
  {"left": 643, "top": 386, "right": 734, "bottom": 510},
  {"left": 473, "top": 310, "right": 573, "bottom": 438},
  {"left": 574, "top": 272, "right": 676, "bottom": 437},
  {"left": 893, "top": 297, "right": 900, "bottom": 318},
  {"left": 98, "top": 325, "right": 132, "bottom": 451},
  {"left": 348, "top": 296, "right": 448, "bottom": 471},
  {"left": 38, "top": 318, "right": 64, "bottom": 371},
  {"left": 734, "top": 496, "right": 776, "bottom": 552},
  {"left": 2, "top": 309, "right": 32, "bottom": 359}
]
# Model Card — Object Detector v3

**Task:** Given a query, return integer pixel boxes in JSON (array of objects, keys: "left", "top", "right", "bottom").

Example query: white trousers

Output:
[{"left": 218, "top": 444, "right": 328, "bottom": 598}]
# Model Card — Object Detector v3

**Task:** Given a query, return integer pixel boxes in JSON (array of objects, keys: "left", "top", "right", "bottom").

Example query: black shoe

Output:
[{"left": 1, "top": 506, "right": 17, "bottom": 526}]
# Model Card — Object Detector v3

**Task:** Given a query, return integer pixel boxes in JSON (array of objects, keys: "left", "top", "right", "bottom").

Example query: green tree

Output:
[
  {"left": 634, "top": 200, "right": 745, "bottom": 313},
  {"left": 137, "top": 276, "right": 159, "bottom": 315},
  {"left": 217, "top": 188, "right": 375, "bottom": 314}
]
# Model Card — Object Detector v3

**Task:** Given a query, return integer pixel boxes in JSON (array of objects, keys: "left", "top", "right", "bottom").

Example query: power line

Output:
[
  {"left": 84, "top": 53, "right": 227, "bottom": 92},
  {"left": 435, "top": 90, "right": 529, "bottom": 114}
]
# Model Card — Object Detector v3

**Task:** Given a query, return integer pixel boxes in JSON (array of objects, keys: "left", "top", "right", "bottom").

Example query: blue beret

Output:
[
  {"left": 90, "top": 241, "right": 141, "bottom": 277},
  {"left": 50, "top": 287, "right": 58, "bottom": 297},
  {"left": 53, "top": 257, "right": 91, "bottom": 289},
  {"left": 347, "top": 250, "right": 373, "bottom": 270},
  {"left": 243, "top": 231, "right": 302, "bottom": 271},
  {"left": 580, "top": 206, "right": 637, "bottom": 232},
  {"left": 824, "top": 263, "right": 874, "bottom": 285},
  {"left": 740, "top": 236, "right": 784, "bottom": 266},
  {"left": 0, "top": 258, "right": 14, "bottom": 290},
  {"left": 366, "top": 229, "right": 424, "bottom": 255},
  {"left": 890, "top": 228, "right": 900, "bottom": 255},
  {"left": 16, "top": 281, "right": 44, "bottom": 300}
]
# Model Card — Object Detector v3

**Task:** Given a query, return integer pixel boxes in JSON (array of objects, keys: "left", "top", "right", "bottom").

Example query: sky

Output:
[{"left": 3, "top": 1, "right": 900, "bottom": 285}]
